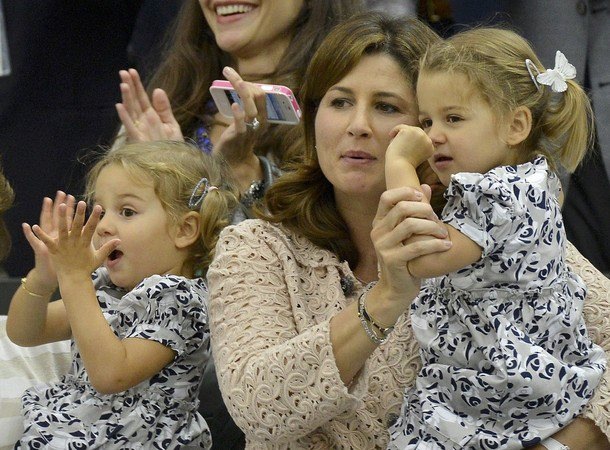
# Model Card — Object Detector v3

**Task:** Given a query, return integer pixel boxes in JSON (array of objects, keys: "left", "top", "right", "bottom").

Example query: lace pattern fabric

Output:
[
  {"left": 208, "top": 220, "right": 610, "bottom": 448},
  {"left": 573, "top": 242, "right": 610, "bottom": 440}
]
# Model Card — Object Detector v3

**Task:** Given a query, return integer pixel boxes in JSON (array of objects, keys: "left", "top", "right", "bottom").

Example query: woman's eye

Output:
[
  {"left": 329, "top": 98, "right": 349, "bottom": 108},
  {"left": 377, "top": 102, "right": 399, "bottom": 114}
]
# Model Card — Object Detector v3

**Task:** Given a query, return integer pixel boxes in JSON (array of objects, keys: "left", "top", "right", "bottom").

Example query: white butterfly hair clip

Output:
[{"left": 525, "top": 51, "right": 576, "bottom": 93}]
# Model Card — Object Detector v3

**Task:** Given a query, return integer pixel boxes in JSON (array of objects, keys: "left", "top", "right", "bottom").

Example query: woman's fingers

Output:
[
  {"left": 222, "top": 66, "right": 264, "bottom": 126},
  {"left": 151, "top": 89, "right": 183, "bottom": 140},
  {"left": 128, "top": 68, "right": 152, "bottom": 112}
]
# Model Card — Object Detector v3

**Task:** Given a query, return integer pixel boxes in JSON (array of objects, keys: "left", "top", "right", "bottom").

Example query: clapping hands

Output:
[
  {"left": 24, "top": 193, "right": 120, "bottom": 284},
  {"left": 115, "top": 68, "right": 184, "bottom": 143}
]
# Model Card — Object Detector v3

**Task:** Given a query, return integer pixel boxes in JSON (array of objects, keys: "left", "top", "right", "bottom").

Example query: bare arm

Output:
[
  {"left": 209, "top": 206, "right": 451, "bottom": 442},
  {"left": 385, "top": 125, "right": 481, "bottom": 278},
  {"left": 332, "top": 188, "right": 451, "bottom": 383},
  {"left": 527, "top": 417, "right": 610, "bottom": 450},
  {"left": 29, "top": 201, "right": 174, "bottom": 394},
  {"left": 6, "top": 192, "right": 73, "bottom": 345}
]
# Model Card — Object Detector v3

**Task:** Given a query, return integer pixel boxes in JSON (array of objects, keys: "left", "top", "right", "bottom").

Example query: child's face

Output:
[
  {"left": 416, "top": 71, "right": 513, "bottom": 186},
  {"left": 93, "top": 164, "right": 186, "bottom": 291}
]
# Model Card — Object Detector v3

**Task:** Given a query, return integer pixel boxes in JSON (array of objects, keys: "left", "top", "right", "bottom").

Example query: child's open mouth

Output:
[{"left": 107, "top": 249, "right": 124, "bottom": 267}]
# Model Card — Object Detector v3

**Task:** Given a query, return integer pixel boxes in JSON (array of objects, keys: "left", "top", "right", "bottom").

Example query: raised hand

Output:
[
  {"left": 385, "top": 125, "right": 435, "bottom": 194},
  {"left": 212, "top": 67, "right": 268, "bottom": 165},
  {"left": 371, "top": 187, "right": 450, "bottom": 298},
  {"left": 115, "top": 68, "right": 184, "bottom": 143},
  {"left": 22, "top": 191, "right": 75, "bottom": 290},
  {"left": 30, "top": 201, "right": 120, "bottom": 280}
]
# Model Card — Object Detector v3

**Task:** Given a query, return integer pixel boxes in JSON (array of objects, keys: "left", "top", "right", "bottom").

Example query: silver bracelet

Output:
[
  {"left": 357, "top": 282, "right": 394, "bottom": 345},
  {"left": 540, "top": 437, "right": 570, "bottom": 450}
]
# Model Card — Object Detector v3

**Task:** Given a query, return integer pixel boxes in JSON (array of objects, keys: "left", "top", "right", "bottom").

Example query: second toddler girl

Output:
[{"left": 385, "top": 28, "right": 607, "bottom": 449}]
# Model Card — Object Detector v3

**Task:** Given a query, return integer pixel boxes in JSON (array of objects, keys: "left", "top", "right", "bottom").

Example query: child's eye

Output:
[
  {"left": 420, "top": 118, "right": 432, "bottom": 129},
  {"left": 447, "top": 115, "right": 462, "bottom": 123},
  {"left": 120, "top": 208, "right": 136, "bottom": 217},
  {"left": 99, "top": 210, "right": 105, "bottom": 219}
]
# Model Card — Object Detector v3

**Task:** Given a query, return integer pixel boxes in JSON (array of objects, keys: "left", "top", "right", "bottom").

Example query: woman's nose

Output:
[{"left": 346, "top": 107, "right": 372, "bottom": 137}]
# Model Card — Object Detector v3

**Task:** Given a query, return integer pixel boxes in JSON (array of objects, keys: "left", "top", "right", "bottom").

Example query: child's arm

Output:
[
  {"left": 29, "top": 201, "right": 175, "bottom": 394},
  {"left": 6, "top": 192, "right": 73, "bottom": 346},
  {"left": 385, "top": 126, "right": 482, "bottom": 278}
]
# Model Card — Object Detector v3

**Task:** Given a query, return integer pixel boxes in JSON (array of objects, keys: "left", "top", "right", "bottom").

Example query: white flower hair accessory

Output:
[{"left": 526, "top": 51, "right": 576, "bottom": 93}]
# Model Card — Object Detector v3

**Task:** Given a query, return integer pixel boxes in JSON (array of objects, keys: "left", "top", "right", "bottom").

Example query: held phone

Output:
[{"left": 209, "top": 80, "right": 302, "bottom": 125}]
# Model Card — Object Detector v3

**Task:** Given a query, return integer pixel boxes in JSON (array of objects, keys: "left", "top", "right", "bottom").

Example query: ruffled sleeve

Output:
[
  {"left": 443, "top": 169, "right": 525, "bottom": 257},
  {"left": 569, "top": 242, "right": 610, "bottom": 440},
  {"left": 208, "top": 221, "right": 361, "bottom": 444},
  {"left": 122, "top": 275, "right": 209, "bottom": 359}
]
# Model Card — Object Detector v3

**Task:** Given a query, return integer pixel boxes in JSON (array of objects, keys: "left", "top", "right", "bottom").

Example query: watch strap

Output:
[{"left": 541, "top": 437, "right": 570, "bottom": 450}]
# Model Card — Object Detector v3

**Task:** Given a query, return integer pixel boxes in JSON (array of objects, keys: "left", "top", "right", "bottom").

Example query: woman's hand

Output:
[
  {"left": 22, "top": 191, "right": 75, "bottom": 292},
  {"left": 29, "top": 201, "right": 120, "bottom": 280},
  {"left": 115, "top": 68, "right": 184, "bottom": 142},
  {"left": 213, "top": 67, "right": 267, "bottom": 191},
  {"left": 370, "top": 187, "right": 451, "bottom": 320}
]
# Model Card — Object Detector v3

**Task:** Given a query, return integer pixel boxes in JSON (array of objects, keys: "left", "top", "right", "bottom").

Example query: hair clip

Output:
[
  {"left": 525, "top": 59, "right": 541, "bottom": 91},
  {"left": 536, "top": 50, "right": 576, "bottom": 93},
  {"left": 188, "top": 177, "right": 218, "bottom": 209}
]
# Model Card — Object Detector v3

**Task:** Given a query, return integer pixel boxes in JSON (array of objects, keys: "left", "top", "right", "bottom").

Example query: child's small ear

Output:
[
  {"left": 175, "top": 211, "right": 200, "bottom": 249},
  {"left": 505, "top": 106, "right": 532, "bottom": 146}
]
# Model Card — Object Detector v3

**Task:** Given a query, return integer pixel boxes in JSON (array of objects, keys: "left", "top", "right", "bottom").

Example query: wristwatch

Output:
[{"left": 540, "top": 437, "right": 570, "bottom": 450}]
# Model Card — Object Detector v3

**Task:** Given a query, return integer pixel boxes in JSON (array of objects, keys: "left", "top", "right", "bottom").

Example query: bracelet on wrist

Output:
[
  {"left": 540, "top": 437, "right": 570, "bottom": 450},
  {"left": 357, "top": 282, "right": 395, "bottom": 345},
  {"left": 20, "top": 277, "right": 54, "bottom": 298}
]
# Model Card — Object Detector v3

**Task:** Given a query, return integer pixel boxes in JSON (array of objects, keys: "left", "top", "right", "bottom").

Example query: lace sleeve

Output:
[
  {"left": 568, "top": 242, "right": 610, "bottom": 440},
  {"left": 207, "top": 223, "right": 360, "bottom": 444}
]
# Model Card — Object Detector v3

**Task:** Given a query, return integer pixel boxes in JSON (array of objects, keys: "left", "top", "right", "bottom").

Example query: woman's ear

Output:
[
  {"left": 174, "top": 211, "right": 201, "bottom": 249},
  {"left": 505, "top": 106, "right": 532, "bottom": 146}
]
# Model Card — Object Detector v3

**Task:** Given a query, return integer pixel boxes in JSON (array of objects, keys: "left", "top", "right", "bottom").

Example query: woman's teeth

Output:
[{"left": 216, "top": 4, "right": 254, "bottom": 16}]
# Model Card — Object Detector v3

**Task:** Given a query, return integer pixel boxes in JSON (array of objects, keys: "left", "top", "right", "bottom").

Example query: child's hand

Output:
[
  {"left": 22, "top": 191, "right": 76, "bottom": 291},
  {"left": 30, "top": 201, "right": 120, "bottom": 279},
  {"left": 387, "top": 125, "right": 434, "bottom": 167}
]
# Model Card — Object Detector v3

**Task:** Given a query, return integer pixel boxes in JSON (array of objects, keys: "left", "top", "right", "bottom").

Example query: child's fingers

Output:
[
  {"left": 81, "top": 204, "right": 102, "bottom": 242},
  {"left": 55, "top": 204, "right": 71, "bottom": 239},
  {"left": 31, "top": 224, "right": 55, "bottom": 250},
  {"left": 69, "top": 201, "right": 87, "bottom": 235},
  {"left": 22, "top": 223, "right": 42, "bottom": 250},
  {"left": 64, "top": 195, "right": 76, "bottom": 230},
  {"left": 96, "top": 238, "right": 121, "bottom": 267},
  {"left": 38, "top": 197, "right": 53, "bottom": 229}
]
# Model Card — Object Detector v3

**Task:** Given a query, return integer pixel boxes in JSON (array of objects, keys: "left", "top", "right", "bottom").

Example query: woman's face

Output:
[
  {"left": 201, "top": 0, "right": 304, "bottom": 61},
  {"left": 315, "top": 53, "right": 418, "bottom": 204}
]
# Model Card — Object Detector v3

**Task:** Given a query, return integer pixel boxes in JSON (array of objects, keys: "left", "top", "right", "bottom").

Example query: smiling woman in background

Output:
[{"left": 115, "top": 0, "right": 364, "bottom": 203}]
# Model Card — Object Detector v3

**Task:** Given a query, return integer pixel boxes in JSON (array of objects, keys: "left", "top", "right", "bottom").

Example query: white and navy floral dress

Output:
[
  {"left": 15, "top": 268, "right": 212, "bottom": 449},
  {"left": 388, "top": 157, "right": 607, "bottom": 450}
]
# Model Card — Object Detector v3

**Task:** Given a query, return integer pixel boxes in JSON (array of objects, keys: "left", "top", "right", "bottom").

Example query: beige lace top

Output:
[{"left": 208, "top": 219, "right": 610, "bottom": 449}]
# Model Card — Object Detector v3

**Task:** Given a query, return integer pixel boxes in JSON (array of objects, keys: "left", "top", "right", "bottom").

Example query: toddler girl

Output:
[
  {"left": 384, "top": 28, "right": 607, "bottom": 449},
  {"left": 6, "top": 140, "right": 237, "bottom": 448}
]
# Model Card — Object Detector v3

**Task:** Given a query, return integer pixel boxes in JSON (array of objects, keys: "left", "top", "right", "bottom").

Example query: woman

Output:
[
  {"left": 207, "top": 13, "right": 610, "bottom": 448},
  {"left": 115, "top": 0, "right": 363, "bottom": 200}
]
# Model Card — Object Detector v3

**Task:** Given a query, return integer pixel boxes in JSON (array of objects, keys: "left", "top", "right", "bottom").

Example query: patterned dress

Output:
[
  {"left": 15, "top": 269, "right": 212, "bottom": 449},
  {"left": 388, "top": 157, "right": 607, "bottom": 450}
]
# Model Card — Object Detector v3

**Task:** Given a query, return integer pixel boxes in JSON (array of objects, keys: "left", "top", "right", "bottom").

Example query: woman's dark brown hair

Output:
[
  {"left": 263, "top": 12, "right": 441, "bottom": 267},
  {"left": 145, "top": 0, "right": 364, "bottom": 166}
]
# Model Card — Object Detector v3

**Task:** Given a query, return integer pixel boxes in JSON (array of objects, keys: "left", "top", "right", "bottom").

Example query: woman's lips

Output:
[{"left": 341, "top": 151, "right": 376, "bottom": 164}]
